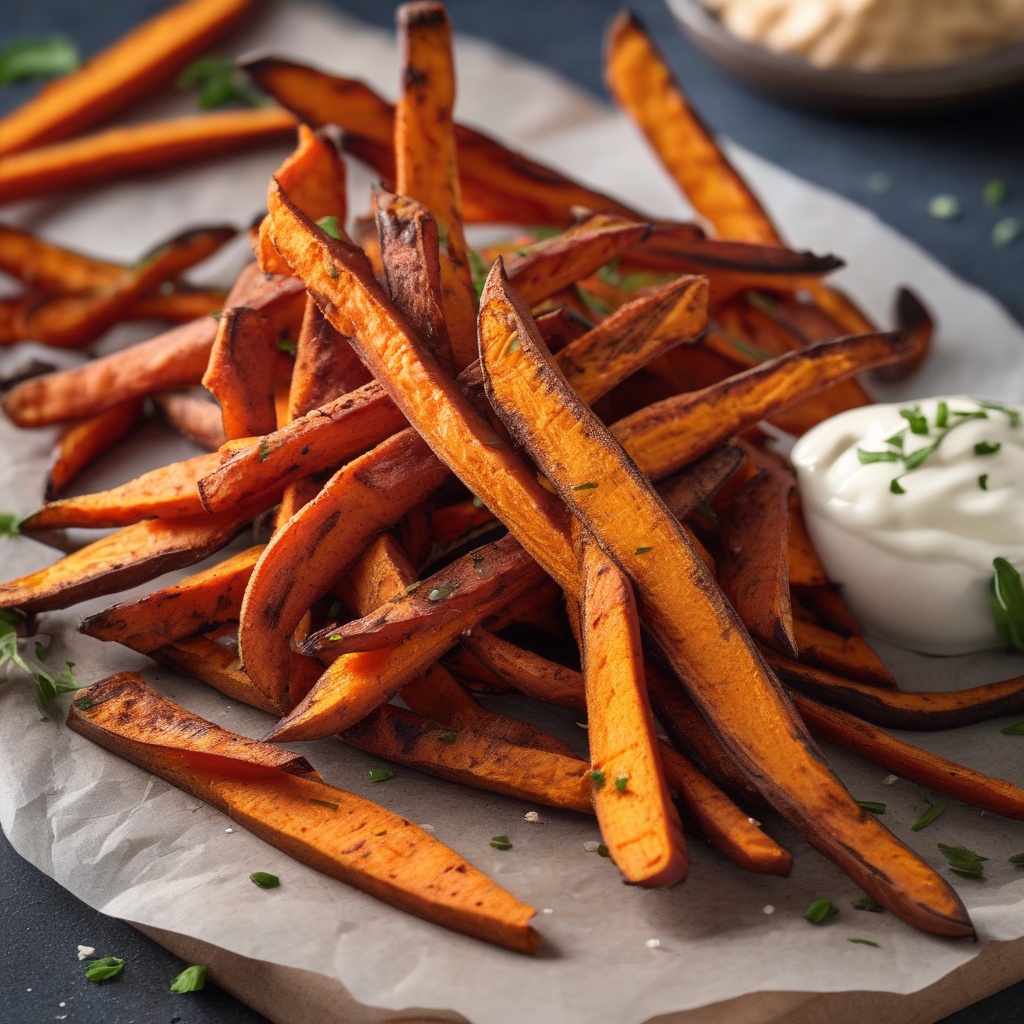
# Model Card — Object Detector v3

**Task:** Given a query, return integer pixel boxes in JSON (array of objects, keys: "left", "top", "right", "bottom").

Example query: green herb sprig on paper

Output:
[
  {"left": 938, "top": 843, "right": 987, "bottom": 879},
  {"left": 0, "top": 609, "right": 81, "bottom": 712},
  {"left": 857, "top": 399, "right": 1019, "bottom": 494},
  {"left": 175, "top": 57, "right": 267, "bottom": 110},
  {"left": 84, "top": 956, "right": 124, "bottom": 983},
  {"left": 170, "top": 965, "right": 207, "bottom": 993}
]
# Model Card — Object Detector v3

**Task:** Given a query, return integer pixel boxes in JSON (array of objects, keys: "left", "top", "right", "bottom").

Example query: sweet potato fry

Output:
[
  {"left": 244, "top": 56, "right": 642, "bottom": 225},
  {"left": 202, "top": 306, "right": 279, "bottom": 439},
  {"left": 605, "top": 13, "right": 779, "bottom": 245},
  {"left": 577, "top": 530, "right": 687, "bottom": 887},
  {"left": 791, "top": 618, "right": 896, "bottom": 690},
  {"left": 80, "top": 545, "right": 263, "bottom": 653},
  {"left": 152, "top": 391, "right": 228, "bottom": 450},
  {"left": 127, "top": 287, "right": 226, "bottom": 323},
  {"left": 0, "top": 502, "right": 261, "bottom": 613},
  {"left": 765, "top": 651, "right": 1024, "bottom": 731},
  {"left": 68, "top": 673, "right": 540, "bottom": 954},
  {"left": 394, "top": 3, "right": 476, "bottom": 370},
  {"left": 342, "top": 704, "right": 593, "bottom": 813},
  {"left": 786, "top": 492, "right": 829, "bottom": 587},
  {"left": 2, "top": 266, "right": 305, "bottom": 427},
  {"left": 0, "top": 224, "right": 123, "bottom": 291},
  {"left": 0, "top": 0, "right": 256, "bottom": 156},
  {"left": 875, "top": 286, "right": 934, "bottom": 383},
  {"left": 792, "top": 692, "right": 1024, "bottom": 820},
  {"left": 478, "top": 260, "right": 972, "bottom": 937},
  {"left": 0, "top": 108, "right": 298, "bottom": 205},
  {"left": 44, "top": 398, "right": 144, "bottom": 500}
]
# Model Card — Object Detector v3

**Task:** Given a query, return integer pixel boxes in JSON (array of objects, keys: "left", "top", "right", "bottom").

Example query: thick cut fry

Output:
[
  {"left": 68, "top": 674, "right": 540, "bottom": 954},
  {"left": 244, "top": 57, "right": 643, "bottom": 225},
  {"left": 786, "top": 492, "right": 829, "bottom": 587},
  {"left": 578, "top": 531, "right": 687, "bottom": 887},
  {"left": 80, "top": 545, "right": 262, "bottom": 653},
  {"left": 342, "top": 704, "right": 593, "bottom": 813},
  {"left": 257, "top": 125, "right": 348, "bottom": 277},
  {"left": 478, "top": 261, "right": 972, "bottom": 937},
  {"left": 605, "top": 13, "right": 779, "bottom": 244},
  {"left": 0, "top": 108, "right": 298, "bottom": 205},
  {"left": 203, "top": 307, "right": 279, "bottom": 439},
  {"left": 716, "top": 448, "right": 797, "bottom": 657},
  {"left": 153, "top": 391, "right": 228, "bottom": 451},
  {"left": 44, "top": 399, "right": 144, "bottom": 500},
  {"left": 395, "top": 3, "right": 476, "bottom": 370},
  {"left": 792, "top": 692, "right": 1024, "bottom": 820},
  {"left": 0, "top": 503, "right": 260, "bottom": 613},
  {"left": 765, "top": 651, "right": 1024, "bottom": 731},
  {"left": 791, "top": 617, "right": 896, "bottom": 690},
  {"left": 2, "top": 267, "right": 305, "bottom": 428},
  {"left": 0, "top": 0, "right": 255, "bottom": 156},
  {"left": 875, "top": 286, "right": 934, "bottom": 383}
]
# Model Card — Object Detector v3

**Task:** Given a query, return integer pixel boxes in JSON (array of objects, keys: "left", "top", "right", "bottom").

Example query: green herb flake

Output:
[
  {"left": 984, "top": 179, "right": 1009, "bottom": 206},
  {"left": 576, "top": 286, "right": 612, "bottom": 317},
  {"left": 308, "top": 798, "right": 339, "bottom": 811},
  {"left": 857, "top": 448, "right": 901, "bottom": 464},
  {"left": 0, "top": 511, "right": 23, "bottom": 536},
  {"left": 471, "top": 496, "right": 486, "bottom": 509},
  {"left": 1009, "top": 852, "right": 1024, "bottom": 864},
  {"left": 468, "top": 248, "right": 489, "bottom": 300},
  {"left": 175, "top": 57, "right": 268, "bottom": 110},
  {"left": 900, "top": 405, "right": 929, "bottom": 435},
  {"left": 1001, "top": 720, "right": 1024, "bottom": 735},
  {"left": 993, "top": 218, "right": 1023, "bottom": 247},
  {"left": 911, "top": 800, "right": 948, "bottom": 831},
  {"left": 326, "top": 264, "right": 340, "bottom": 279},
  {"left": 597, "top": 843, "right": 610, "bottom": 858},
  {"left": 368, "top": 768, "right": 394, "bottom": 783},
  {"left": 590, "top": 769, "right": 606, "bottom": 791},
  {"left": 935, "top": 401, "right": 949, "bottom": 428},
  {"left": 438, "top": 730, "right": 458, "bottom": 743},
  {"left": 848, "top": 937, "right": 880, "bottom": 947},
  {"left": 0, "top": 35, "right": 80, "bottom": 86},
  {"left": 975, "top": 441, "right": 1001, "bottom": 456},
  {"left": 615, "top": 774, "right": 629, "bottom": 793},
  {"left": 803, "top": 898, "right": 839, "bottom": 924},
  {"left": 928, "top": 194, "right": 962, "bottom": 220},
  {"left": 980, "top": 474, "right": 990, "bottom": 490},
  {"left": 258, "top": 442, "right": 271, "bottom": 462},
  {"left": 170, "top": 965, "right": 207, "bottom": 993},
  {"left": 249, "top": 871, "right": 280, "bottom": 889},
  {"left": 851, "top": 895, "right": 884, "bottom": 913},
  {"left": 889, "top": 478, "right": 906, "bottom": 495},
  {"left": 937, "top": 842, "right": 988, "bottom": 879},
  {"left": 856, "top": 800, "right": 886, "bottom": 814},
  {"left": 634, "top": 546, "right": 653, "bottom": 554},
  {"left": 427, "top": 585, "right": 456, "bottom": 602},
  {"left": 404, "top": 581, "right": 422, "bottom": 594},
  {"left": 315, "top": 215, "right": 342, "bottom": 239},
  {"left": 84, "top": 956, "right": 125, "bottom": 983},
  {"left": 490, "top": 834, "right": 512, "bottom": 851},
  {"left": 276, "top": 338, "right": 298, "bottom": 355},
  {"left": 327, "top": 633, "right": 342, "bottom": 642},
  {"left": 572, "top": 482, "right": 598, "bottom": 491},
  {"left": 991, "top": 557, "right": 1024, "bottom": 651}
]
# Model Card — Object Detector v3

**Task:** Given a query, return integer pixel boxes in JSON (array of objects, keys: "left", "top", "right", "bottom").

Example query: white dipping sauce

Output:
[{"left": 790, "top": 396, "right": 1024, "bottom": 655}]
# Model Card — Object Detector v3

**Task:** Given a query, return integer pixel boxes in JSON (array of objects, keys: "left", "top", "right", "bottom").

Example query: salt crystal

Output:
[
  {"left": 524, "top": 811, "right": 540, "bottom": 823},
  {"left": 76, "top": 945, "right": 94, "bottom": 961},
  {"left": 225, "top": 827, "right": 234, "bottom": 833},
  {"left": 645, "top": 938, "right": 661, "bottom": 949},
  {"left": 583, "top": 841, "right": 602, "bottom": 853},
  {"left": 418, "top": 823, "right": 435, "bottom": 832},
  {"left": 763, "top": 905, "right": 775, "bottom": 915},
  {"left": 882, "top": 774, "right": 899, "bottom": 786},
  {"left": 542, "top": 908, "right": 553, "bottom": 915}
]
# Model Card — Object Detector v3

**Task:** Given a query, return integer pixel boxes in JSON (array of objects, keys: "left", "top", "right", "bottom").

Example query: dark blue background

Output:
[{"left": 2, "top": 2, "right": 1022, "bottom": 1021}]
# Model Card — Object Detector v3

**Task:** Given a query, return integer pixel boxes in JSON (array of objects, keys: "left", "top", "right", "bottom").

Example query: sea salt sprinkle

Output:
[
  {"left": 645, "top": 938, "right": 661, "bottom": 949},
  {"left": 763, "top": 905, "right": 775, "bottom": 915},
  {"left": 76, "top": 945, "right": 95, "bottom": 961},
  {"left": 524, "top": 811, "right": 540, "bottom": 823}
]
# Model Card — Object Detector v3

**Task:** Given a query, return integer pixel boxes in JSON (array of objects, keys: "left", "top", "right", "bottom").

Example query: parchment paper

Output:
[{"left": 3, "top": 5, "right": 1024, "bottom": 1023}]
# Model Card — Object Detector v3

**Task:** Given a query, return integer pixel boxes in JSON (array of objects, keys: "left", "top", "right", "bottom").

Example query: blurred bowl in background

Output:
[{"left": 666, "top": 0, "right": 1024, "bottom": 115}]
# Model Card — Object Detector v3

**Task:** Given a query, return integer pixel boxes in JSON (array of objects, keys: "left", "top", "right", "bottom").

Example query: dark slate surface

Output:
[{"left": 1, "top": 2, "right": 1023, "bottom": 1022}]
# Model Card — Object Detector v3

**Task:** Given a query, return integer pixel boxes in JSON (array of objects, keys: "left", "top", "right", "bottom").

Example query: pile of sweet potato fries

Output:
[{"left": 3, "top": 0, "right": 1024, "bottom": 953}]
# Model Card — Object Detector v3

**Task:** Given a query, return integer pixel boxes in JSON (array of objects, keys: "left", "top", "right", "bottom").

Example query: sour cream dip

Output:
[{"left": 790, "top": 396, "right": 1024, "bottom": 655}]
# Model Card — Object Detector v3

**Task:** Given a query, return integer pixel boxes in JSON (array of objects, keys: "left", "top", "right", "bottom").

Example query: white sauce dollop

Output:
[{"left": 790, "top": 396, "right": 1024, "bottom": 655}]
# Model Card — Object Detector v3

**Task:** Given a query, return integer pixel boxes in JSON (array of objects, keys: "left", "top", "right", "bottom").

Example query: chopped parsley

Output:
[
  {"left": 802, "top": 898, "right": 839, "bottom": 924},
  {"left": 848, "top": 937, "right": 880, "bottom": 948},
  {"left": 911, "top": 800, "right": 948, "bottom": 831},
  {"left": 489, "top": 834, "right": 512, "bottom": 851},
  {"left": 368, "top": 768, "right": 394, "bottom": 783},
  {"left": 571, "top": 482, "right": 598, "bottom": 491},
  {"left": 0, "top": 610, "right": 81, "bottom": 712},
  {"left": 176, "top": 57, "right": 267, "bottom": 109},
  {"left": 855, "top": 800, "right": 886, "bottom": 815},
  {"left": 1009, "top": 853, "right": 1024, "bottom": 865},
  {"left": 316, "top": 215, "right": 342, "bottom": 239},
  {"left": 851, "top": 895, "right": 884, "bottom": 913},
  {"left": 427, "top": 585, "right": 456, "bottom": 602},
  {"left": 249, "top": 871, "right": 280, "bottom": 888},
  {"left": 84, "top": 957, "right": 124, "bottom": 983},
  {"left": 937, "top": 843, "right": 987, "bottom": 879},
  {"left": 438, "top": 730, "right": 458, "bottom": 743},
  {"left": 257, "top": 441, "right": 271, "bottom": 462},
  {"left": 0, "top": 35, "right": 79, "bottom": 86},
  {"left": 589, "top": 769, "right": 606, "bottom": 790},
  {"left": 634, "top": 546, "right": 653, "bottom": 555},
  {"left": 170, "top": 965, "right": 207, "bottom": 993},
  {"left": 615, "top": 774, "right": 629, "bottom": 793}
]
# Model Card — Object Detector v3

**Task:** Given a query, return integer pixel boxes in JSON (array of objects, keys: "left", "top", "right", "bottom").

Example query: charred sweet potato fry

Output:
[
  {"left": 791, "top": 618, "right": 896, "bottom": 690},
  {"left": 0, "top": 108, "right": 298, "bottom": 205},
  {"left": 0, "top": 0, "right": 256, "bottom": 156},
  {"left": 577, "top": 530, "right": 688, "bottom": 887},
  {"left": 68, "top": 673, "right": 541, "bottom": 953},
  {"left": 202, "top": 307, "right": 279, "bottom": 439},
  {"left": 152, "top": 391, "right": 228, "bottom": 450},
  {"left": 478, "top": 261, "right": 973, "bottom": 937},
  {"left": 44, "top": 399, "right": 144, "bottom": 500}
]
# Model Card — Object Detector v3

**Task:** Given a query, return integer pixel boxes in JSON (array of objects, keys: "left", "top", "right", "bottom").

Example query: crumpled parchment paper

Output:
[{"left": 3, "top": 5, "right": 1024, "bottom": 1023}]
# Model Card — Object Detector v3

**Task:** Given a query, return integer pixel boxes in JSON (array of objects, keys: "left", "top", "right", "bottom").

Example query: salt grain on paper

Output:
[
  {"left": 76, "top": 945, "right": 94, "bottom": 960},
  {"left": 583, "top": 841, "right": 602, "bottom": 853},
  {"left": 418, "top": 824, "right": 435, "bottom": 832},
  {"left": 542, "top": 908, "right": 553, "bottom": 915},
  {"left": 645, "top": 939, "right": 661, "bottom": 949},
  {"left": 882, "top": 775, "right": 899, "bottom": 786},
  {"left": 524, "top": 811, "right": 540, "bottom": 823},
  {"left": 225, "top": 828, "right": 234, "bottom": 833},
  {"left": 763, "top": 905, "right": 775, "bottom": 915}
]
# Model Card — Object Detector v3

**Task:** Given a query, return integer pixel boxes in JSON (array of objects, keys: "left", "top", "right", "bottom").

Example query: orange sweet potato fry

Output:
[
  {"left": 79, "top": 545, "right": 263, "bottom": 653},
  {"left": 577, "top": 529, "right": 687, "bottom": 887},
  {"left": 0, "top": 0, "right": 256, "bottom": 156},
  {"left": 0, "top": 107, "right": 298, "bottom": 205},
  {"left": 68, "top": 673, "right": 540, "bottom": 953},
  {"left": 791, "top": 617, "right": 897, "bottom": 690},
  {"left": 44, "top": 398, "right": 144, "bottom": 500},
  {"left": 202, "top": 306, "right": 279, "bottom": 440},
  {"left": 0, "top": 223, "right": 123, "bottom": 291},
  {"left": 478, "top": 259, "right": 972, "bottom": 937},
  {"left": 152, "top": 391, "right": 228, "bottom": 451}
]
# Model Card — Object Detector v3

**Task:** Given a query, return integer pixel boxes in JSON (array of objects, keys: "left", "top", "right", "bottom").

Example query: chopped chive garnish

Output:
[
  {"left": 975, "top": 441, "right": 1001, "bottom": 456},
  {"left": 1009, "top": 853, "right": 1024, "bottom": 864},
  {"left": 803, "top": 898, "right": 839, "bottom": 924},
  {"left": 937, "top": 843, "right": 987, "bottom": 879},
  {"left": 615, "top": 774, "right": 629, "bottom": 793},
  {"left": 980, "top": 474, "right": 989, "bottom": 490},
  {"left": 911, "top": 800, "right": 947, "bottom": 831},
  {"left": 590, "top": 769, "right": 606, "bottom": 790},
  {"left": 1000, "top": 720, "right": 1024, "bottom": 735},
  {"left": 634, "top": 546, "right": 653, "bottom": 554},
  {"left": 848, "top": 937, "right": 880, "bottom": 947},
  {"left": 438, "top": 730, "right": 458, "bottom": 743},
  {"left": 928, "top": 194, "right": 962, "bottom": 220},
  {"left": 572, "top": 482, "right": 598, "bottom": 491},
  {"left": 0, "top": 35, "right": 80, "bottom": 86},
  {"left": 490, "top": 834, "right": 512, "bottom": 851},
  {"left": 250, "top": 871, "right": 280, "bottom": 888},
  {"left": 404, "top": 581, "right": 422, "bottom": 594},
  {"left": 856, "top": 800, "right": 886, "bottom": 814}
]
